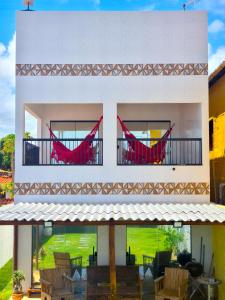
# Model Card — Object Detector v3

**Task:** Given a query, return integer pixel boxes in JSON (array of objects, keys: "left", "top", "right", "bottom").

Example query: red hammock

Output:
[
  {"left": 117, "top": 115, "right": 174, "bottom": 164},
  {"left": 48, "top": 116, "right": 103, "bottom": 164}
]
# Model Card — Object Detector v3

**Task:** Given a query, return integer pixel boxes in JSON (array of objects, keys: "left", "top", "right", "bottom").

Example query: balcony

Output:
[
  {"left": 117, "top": 138, "right": 202, "bottom": 166},
  {"left": 23, "top": 138, "right": 103, "bottom": 166}
]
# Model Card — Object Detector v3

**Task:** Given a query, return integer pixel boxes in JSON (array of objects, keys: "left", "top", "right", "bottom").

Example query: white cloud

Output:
[
  {"left": 0, "top": 33, "right": 16, "bottom": 138},
  {"left": 208, "top": 19, "right": 225, "bottom": 34},
  {"left": 208, "top": 44, "right": 225, "bottom": 74}
]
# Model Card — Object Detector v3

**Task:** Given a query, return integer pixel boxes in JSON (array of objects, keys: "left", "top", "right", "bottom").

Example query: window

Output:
[
  {"left": 50, "top": 120, "right": 102, "bottom": 139},
  {"left": 126, "top": 225, "right": 191, "bottom": 265},
  {"left": 32, "top": 225, "right": 97, "bottom": 287},
  {"left": 209, "top": 119, "right": 214, "bottom": 151}
]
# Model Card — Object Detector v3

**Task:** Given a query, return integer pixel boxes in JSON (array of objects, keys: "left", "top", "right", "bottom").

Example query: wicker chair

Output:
[
  {"left": 154, "top": 267, "right": 189, "bottom": 300},
  {"left": 40, "top": 268, "right": 74, "bottom": 300}
]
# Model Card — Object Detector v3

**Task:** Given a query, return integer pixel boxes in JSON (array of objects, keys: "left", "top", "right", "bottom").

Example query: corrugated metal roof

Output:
[{"left": 0, "top": 202, "right": 225, "bottom": 223}]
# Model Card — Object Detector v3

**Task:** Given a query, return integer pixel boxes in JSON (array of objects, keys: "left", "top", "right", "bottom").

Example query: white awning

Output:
[{"left": 0, "top": 202, "right": 225, "bottom": 224}]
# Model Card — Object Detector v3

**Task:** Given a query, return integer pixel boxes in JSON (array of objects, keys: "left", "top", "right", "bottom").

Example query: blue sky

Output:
[{"left": 0, "top": 0, "right": 225, "bottom": 137}]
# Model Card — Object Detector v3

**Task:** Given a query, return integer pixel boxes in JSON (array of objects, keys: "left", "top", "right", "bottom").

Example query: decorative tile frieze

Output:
[
  {"left": 14, "top": 182, "right": 210, "bottom": 195},
  {"left": 16, "top": 63, "right": 208, "bottom": 76}
]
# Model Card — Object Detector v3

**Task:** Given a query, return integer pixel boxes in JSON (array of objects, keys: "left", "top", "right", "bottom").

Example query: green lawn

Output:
[
  {"left": 127, "top": 226, "right": 166, "bottom": 264},
  {"left": 38, "top": 232, "right": 97, "bottom": 269},
  {"left": 0, "top": 259, "right": 12, "bottom": 300},
  {"left": 37, "top": 226, "right": 167, "bottom": 269}
]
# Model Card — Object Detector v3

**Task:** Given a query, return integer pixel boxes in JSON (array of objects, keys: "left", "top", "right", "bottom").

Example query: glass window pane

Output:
[{"left": 32, "top": 225, "right": 97, "bottom": 286}]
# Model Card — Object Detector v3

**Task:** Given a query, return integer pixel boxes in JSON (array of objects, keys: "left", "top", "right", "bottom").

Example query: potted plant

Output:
[{"left": 12, "top": 270, "right": 25, "bottom": 300}]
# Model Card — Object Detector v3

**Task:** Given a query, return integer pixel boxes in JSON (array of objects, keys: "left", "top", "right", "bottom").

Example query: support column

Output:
[
  {"left": 97, "top": 226, "right": 109, "bottom": 265},
  {"left": 109, "top": 223, "right": 116, "bottom": 298},
  {"left": 13, "top": 225, "right": 18, "bottom": 271},
  {"left": 103, "top": 100, "right": 117, "bottom": 169},
  {"left": 115, "top": 225, "right": 126, "bottom": 265},
  {"left": 18, "top": 225, "right": 32, "bottom": 290}
]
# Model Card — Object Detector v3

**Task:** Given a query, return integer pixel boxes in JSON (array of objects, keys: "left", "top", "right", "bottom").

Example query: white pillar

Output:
[
  {"left": 18, "top": 225, "right": 32, "bottom": 291},
  {"left": 103, "top": 100, "right": 117, "bottom": 170},
  {"left": 115, "top": 225, "right": 126, "bottom": 265},
  {"left": 15, "top": 100, "right": 25, "bottom": 181},
  {"left": 97, "top": 225, "right": 127, "bottom": 266},
  {"left": 97, "top": 225, "right": 109, "bottom": 265}
]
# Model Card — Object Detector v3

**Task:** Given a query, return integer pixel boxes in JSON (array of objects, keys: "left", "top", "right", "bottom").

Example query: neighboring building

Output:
[
  {"left": 209, "top": 61, "right": 225, "bottom": 204},
  {"left": 1, "top": 10, "right": 225, "bottom": 298},
  {"left": 209, "top": 61, "right": 225, "bottom": 298}
]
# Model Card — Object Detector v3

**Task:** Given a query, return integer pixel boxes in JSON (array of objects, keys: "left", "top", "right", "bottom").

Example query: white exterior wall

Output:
[
  {"left": 14, "top": 11, "right": 209, "bottom": 288},
  {"left": 97, "top": 225, "right": 126, "bottom": 266},
  {"left": 0, "top": 225, "right": 13, "bottom": 268},
  {"left": 18, "top": 225, "right": 32, "bottom": 290},
  {"left": 191, "top": 225, "right": 212, "bottom": 275},
  {"left": 15, "top": 11, "right": 209, "bottom": 204}
]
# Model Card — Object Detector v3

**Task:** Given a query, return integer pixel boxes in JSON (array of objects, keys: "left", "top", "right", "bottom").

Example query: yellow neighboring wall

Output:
[
  {"left": 210, "top": 113, "right": 225, "bottom": 160},
  {"left": 209, "top": 62, "right": 225, "bottom": 118},
  {"left": 210, "top": 63, "right": 225, "bottom": 299},
  {"left": 209, "top": 62, "right": 225, "bottom": 203},
  {"left": 213, "top": 225, "right": 225, "bottom": 299}
]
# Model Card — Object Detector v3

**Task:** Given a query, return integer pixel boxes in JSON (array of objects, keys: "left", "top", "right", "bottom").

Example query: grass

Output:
[
  {"left": 0, "top": 259, "right": 12, "bottom": 300},
  {"left": 127, "top": 226, "right": 166, "bottom": 264},
  {"left": 37, "top": 226, "right": 167, "bottom": 269},
  {"left": 38, "top": 232, "right": 97, "bottom": 269}
]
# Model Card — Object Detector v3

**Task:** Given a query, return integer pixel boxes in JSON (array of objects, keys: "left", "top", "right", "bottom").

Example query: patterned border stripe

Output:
[
  {"left": 14, "top": 182, "right": 210, "bottom": 195},
  {"left": 16, "top": 63, "right": 208, "bottom": 76}
]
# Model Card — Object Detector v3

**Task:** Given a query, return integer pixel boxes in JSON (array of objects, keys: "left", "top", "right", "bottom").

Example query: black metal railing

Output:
[
  {"left": 117, "top": 138, "right": 202, "bottom": 165},
  {"left": 23, "top": 138, "right": 103, "bottom": 166}
]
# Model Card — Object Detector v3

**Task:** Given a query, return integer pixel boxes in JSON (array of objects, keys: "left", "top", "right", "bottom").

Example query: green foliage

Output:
[
  {"left": 1, "top": 134, "right": 15, "bottom": 156},
  {"left": 24, "top": 132, "right": 31, "bottom": 139},
  {"left": 0, "top": 132, "right": 31, "bottom": 171},
  {"left": 12, "top": 271, "right": 25, "bottom": 293},
  {"left": 0, "top": 134, "right": 15, "bottom": 170},
  {"left": 0, "top": 182, "right": 14, "bottom": 198},
  {"left": 160, "top": 227, "right": 184, "bottom": 255}
]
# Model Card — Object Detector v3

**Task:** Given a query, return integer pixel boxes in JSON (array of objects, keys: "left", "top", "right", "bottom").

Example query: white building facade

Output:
[{"left": 3, "top": 10, "right": 217, "bottom": 291}]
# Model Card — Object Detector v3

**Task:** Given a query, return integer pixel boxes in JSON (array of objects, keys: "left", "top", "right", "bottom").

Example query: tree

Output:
[
  {"left": 160, "top": 227, "right": 184, "bottom": 255},
  {"left": 1, "top": 134, "right": 15, "bottom": 171},
  {"left": 0, "top": 134, "right": 15, "bottom": 170},
  {"left": 0, "top": 182, "right": 14, "bottom": 199},
  {"left": 0, "top": 132, "right": 31, "bottom": 171}
]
